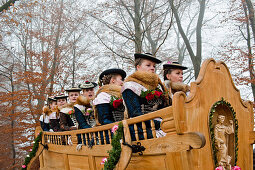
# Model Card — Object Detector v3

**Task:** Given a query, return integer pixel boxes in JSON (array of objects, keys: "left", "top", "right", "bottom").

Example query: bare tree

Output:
[
  {"left": 242, "top": 0, "right": 255, "bottom": 100},
  {"left": 90, "top": 0, "right": 173, "bottom": 65},
  {"left": 169, "top": 0, "right": 206, "bottom": 78}
]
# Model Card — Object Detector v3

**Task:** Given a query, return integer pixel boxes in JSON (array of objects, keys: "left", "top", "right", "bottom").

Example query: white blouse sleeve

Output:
[
  {"left": 121, "top": 81, "right": 147, "bottom": 96},
  {"left": 93, "top": 92, "right": 111, "bottom": 106}
]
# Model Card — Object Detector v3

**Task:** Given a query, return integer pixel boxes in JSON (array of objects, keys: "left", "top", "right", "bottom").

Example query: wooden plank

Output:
[
  {"left": 68, "top": 155, "right": 89, "bottom": 170},
  {"left": 88, "top": 155, "right": 96, "bottom": 170},
  {"left": 43, "top": 151, "right": 66, "bottom": 169},
  {"left": 172, "top": 92, "right": 187, "bottom": 134},
  {"left": 64, "top": 154, "right": 70, "bottom": 170},
  {"left": 249, "top": 131, "right": 255, "bottom": 144},
  {"left": 126, "top": 155, "right": 167, "bottom": 170}
]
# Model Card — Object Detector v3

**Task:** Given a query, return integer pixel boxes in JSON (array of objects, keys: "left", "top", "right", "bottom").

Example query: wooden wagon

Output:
[{"left": 28, "top": 59, "right": 255, "bottom": 170}]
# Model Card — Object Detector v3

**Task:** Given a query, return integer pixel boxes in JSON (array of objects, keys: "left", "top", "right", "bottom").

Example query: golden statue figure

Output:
[{"left": 214, "top": 115, "right": 234, "bottom": 170}]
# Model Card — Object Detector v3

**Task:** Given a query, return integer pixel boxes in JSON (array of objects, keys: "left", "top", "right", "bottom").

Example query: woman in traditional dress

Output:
[
  {"left": 93, "top": 68, "right": 126, "bottom": 125},
  {"left": 163, "top": 61, "right": 190, "bottom": 97},
  {"left": 58, "top": 88, "right": 81, "bottom": 131},
  {"left": 93, "top": 69, "right": 126, "bottom": 144},
  {"left": 39, "top": 97, "right": 57, "bottom": 131},
  {"left": 121, "top": 53, "right": 170, "bottom": 140},
  {"left": 75, "top": 81, "right": 98, "bottom": 128},
  {"left": 49, "top": 94, "right": 67, "bottom": 132}
]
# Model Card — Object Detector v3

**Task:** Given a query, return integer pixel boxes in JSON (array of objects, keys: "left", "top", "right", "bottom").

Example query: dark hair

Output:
[
  {"left": 134, "top": 58, "right": 145, "bottom": 70},
  {"left": 48, "top": 100, "right": 56, "bottom": 110},
  {"left": 163, "top": 69, "right": 174, "bottom": 81},
  {"left": 101, "top": 73, "right": 120, "bottom": 85},
  {"left": 47, "top": 99, "right": 56, "bottom": 106}
]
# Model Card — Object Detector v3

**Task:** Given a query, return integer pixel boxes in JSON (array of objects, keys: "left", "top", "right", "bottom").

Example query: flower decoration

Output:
[
  {"left": 68, "top": 109, "right": 74, "bottom": 115},
  {"left": 154, "top": 91, "right": 163, "bottom": 97},
  {"left": 113, "top": 99, "right": 123, "bottom": 109},
  {"left": 85, "top": 108, "right": 92, "bottom": 116},
  {"left": 167, "top": 61, "right": 172, "bottom": 64},
  {"left": 22, "top": 165, "right": 26, "bottom": 168},
  {"left": 101, "top": 157, "right": 108, "bottom": 165},
  {"left": 111, "top": 125, "right": 119, "bottom": 133},
  {"left": 215, "top": 166, "right": 223, "bottom": 170},
  {"left": 232, "top": 166, "right": 241, "bottom": 170},
  {"left": 141, "top": 89, "right": 164, "bottom": 101},
  {"left": 146, "top": 92, "right": 154, "bottom": 101},
  {"left": 29, "top": 149, "right": 32, "bottom": 152},
  {"left": 110, "top": 96, "right": 123, "bottom": 109}
]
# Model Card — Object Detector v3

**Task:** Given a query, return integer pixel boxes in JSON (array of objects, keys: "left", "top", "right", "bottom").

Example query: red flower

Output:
[
  {"left": 154, "top": 91, "right": 162, "bottom": 97},
  {"left": 112, "top": 99, "right": 123, "bottom": 108},
  {"left": 146, "top": 92, "right": 155, "bottom": 101}
]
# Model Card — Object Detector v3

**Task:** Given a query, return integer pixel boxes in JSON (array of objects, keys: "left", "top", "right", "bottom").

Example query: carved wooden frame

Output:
[{"left": 209, "top": 97, "right": 238, "bottom": 168}]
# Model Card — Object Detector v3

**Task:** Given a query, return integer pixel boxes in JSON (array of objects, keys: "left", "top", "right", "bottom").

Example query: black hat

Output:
[
  {"left": 134, "top": 53, "right": 162, "bottom": 64},
  {"left": 79, "top": 81, "right": 97, "bottom": 89},
  {"left": 48, "top": 96, "right": 57, "bottom": 101},
  {"left": 54, "top": 93, "right": 68, "bottom": 99},
  {"left": 65, "top": 87, "right": 81, "bottom": 92},
  {"left": 47, "top": 96, "right": 57, "bottom": 104},
  {"left": 99, "top": 68, "right": 126, "bottom": 81},
  {"left": 163, "top": 61, "right": 188, "bottom": 70}
]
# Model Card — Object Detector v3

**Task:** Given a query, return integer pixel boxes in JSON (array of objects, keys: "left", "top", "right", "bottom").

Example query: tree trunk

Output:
[
  {"left": 195, "top": 0, "right": 205, "bottom": 77},
  {"left": 134, "top": 0, "right": 142, "bottom": 53},
  {"left": 49, "top": 0, "right": 64, "bottom": 94},
  {"left": 169, "top": 0, "right": 205, "bottom": 78},
  {"left": 72, "top": 34, "right": 76, "bottom": 87},
  {"left": 243, "top": 0, "right": 255, "bottom": 102},
  {"left": 10, "top": 69, "right": 16, "bottom": 169}
]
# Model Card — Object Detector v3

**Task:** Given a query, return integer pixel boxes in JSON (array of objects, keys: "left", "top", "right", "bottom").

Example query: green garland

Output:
[
  {"left": 104, "top": 122, "right": 123, "bottom": 170},
  {"left": 21, "top": 132, "right": 43, "bottom": 170},
  {"left": 209, "top": 98, "right": 238, "bottom": 167}
]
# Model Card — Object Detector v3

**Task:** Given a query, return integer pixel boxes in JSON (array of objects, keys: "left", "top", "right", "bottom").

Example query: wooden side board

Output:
[{"left": 183, "top": 59, "right": 254, "bottom": 170}]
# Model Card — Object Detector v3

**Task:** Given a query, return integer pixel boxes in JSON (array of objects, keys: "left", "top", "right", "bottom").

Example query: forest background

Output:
[{"left": 0, "top": 0, "right": 254, "bottom": 169}]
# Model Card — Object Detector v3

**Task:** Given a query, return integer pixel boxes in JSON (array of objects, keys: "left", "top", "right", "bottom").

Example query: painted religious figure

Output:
[{"left": 214, "top": 115, "right": 234, "bottom": 170}]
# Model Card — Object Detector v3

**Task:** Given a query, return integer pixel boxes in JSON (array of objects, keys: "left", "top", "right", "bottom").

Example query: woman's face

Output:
[
  {"left": 82, "top": 88, "right": 95, "bottom": 99},
  {"left": 110, "top": 75, "right": 124, "bottom": 86},
  {"left": 49, "top": 101, "right": 57, "bottom": 110},
  {"left": 57, "top": 98, "right": 67, "bottom": 107},
  {"left": 68, "top": 92, "right": 80, "bottom": 103},
  {"left": 136, "top": 59, "right": 156, "bottom": 73},
  {"left": 166, "top": 69, "right": 183, "bottom": 83}
]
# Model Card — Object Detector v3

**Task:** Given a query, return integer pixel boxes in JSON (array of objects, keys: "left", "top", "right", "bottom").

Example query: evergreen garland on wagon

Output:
[
  {"left": 103, "top": 122, "right": 123, "bottom": 170},
  {"left": 21, "top": 132, "right": 42, "bottom": 170}
]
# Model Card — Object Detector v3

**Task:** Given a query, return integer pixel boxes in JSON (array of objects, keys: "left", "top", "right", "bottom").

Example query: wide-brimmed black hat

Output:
[
  {"left": 79, "top": 81, "right": 97, "bottom": 89},
  {"left": 47, "top": 96, "right": 57, "bottom": 103},
  {"left": 134, "top": 53, "right": 162, "bottom": 64},
  {"left": 54, "top": 93, "right": 68, "bottom": 99},
  {"left": 48, "top": 96, "right": 57, "bottom": 101},
  {"left": 65, "top": 87, "right": 81, "bottom": 92},
  {"left": 163, "top": 61, "right": 188, "bottom": 70},
  {"left": 99, "top": 68, "right": 126, "bottom": 80}
]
